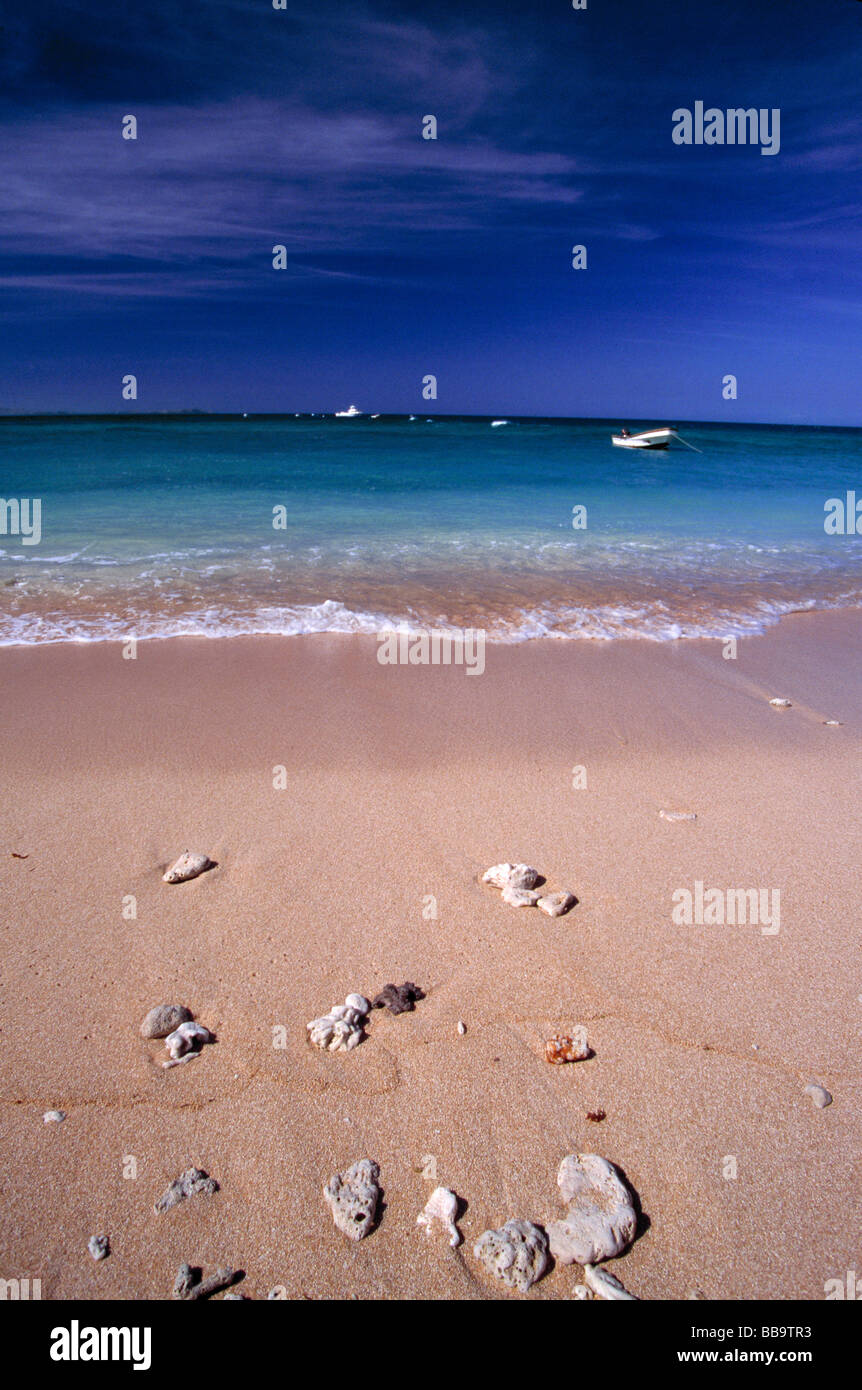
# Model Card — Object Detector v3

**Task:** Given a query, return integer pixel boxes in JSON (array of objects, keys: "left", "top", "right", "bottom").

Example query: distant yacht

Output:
[
  {"left": 335, "top": 404, "right": 363, "bottom": 417},
  {"left": 491, "top": 419, "right": 509, "bottom": 427}
]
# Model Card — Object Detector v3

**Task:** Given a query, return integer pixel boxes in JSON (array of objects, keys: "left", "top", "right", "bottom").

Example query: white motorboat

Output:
[
  {"left": 490, "top": 419, "right": 509, "bottom": 427},
  {"left": 611, "top": 427, "right": 675, "bottom": 449},
  {"left": 335, "top": 404, "right": 363, "bottom": 417}
]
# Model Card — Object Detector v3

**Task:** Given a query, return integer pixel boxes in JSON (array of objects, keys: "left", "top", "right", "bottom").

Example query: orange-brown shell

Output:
[{"left": 544, "top": 1035, "right": 586, "bottom": 1064}]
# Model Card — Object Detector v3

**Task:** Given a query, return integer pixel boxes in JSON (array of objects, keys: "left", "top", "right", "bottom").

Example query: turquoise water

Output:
[{"left": 0, "top": 415, "right": 860, "bottom": 643}]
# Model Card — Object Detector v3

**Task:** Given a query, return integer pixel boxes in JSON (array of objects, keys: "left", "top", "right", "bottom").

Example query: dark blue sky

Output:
[{"left": 1, "top": 0, "right": 861, "bottom": 422}]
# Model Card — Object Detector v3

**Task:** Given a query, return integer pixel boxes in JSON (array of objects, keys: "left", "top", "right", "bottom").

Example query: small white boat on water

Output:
[
  {"left": 335, "top": 404, "right": 363, "bottom": 417},
  {"left": 491, "top": 419, "right": 509, "bottom": 427},
  {"left": 612, "top": 427, "right": 674, "bottom": 449},
  {"left": 611, "top": 426, "right": 701, "bottom": 452}
]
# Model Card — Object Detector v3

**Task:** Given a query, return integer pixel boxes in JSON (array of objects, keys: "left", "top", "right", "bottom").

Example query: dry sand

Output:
[{"left": 1, "top": 610, "right": 860, "bottom": 1300}]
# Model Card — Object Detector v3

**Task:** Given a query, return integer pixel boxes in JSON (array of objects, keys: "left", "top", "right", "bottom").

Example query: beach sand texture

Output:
[{"left": 1, "top": 610, "right": 860, "bottom": 1299}]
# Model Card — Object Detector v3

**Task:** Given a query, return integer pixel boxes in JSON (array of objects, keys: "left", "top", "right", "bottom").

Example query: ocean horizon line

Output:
[{"left": 1, "top": 411, "right": 860, "bottom": 431}]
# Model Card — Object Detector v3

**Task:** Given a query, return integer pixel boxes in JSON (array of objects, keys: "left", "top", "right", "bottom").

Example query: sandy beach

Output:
[{"left": 1, "top": 610, "right": 860, "bottom": 1300}]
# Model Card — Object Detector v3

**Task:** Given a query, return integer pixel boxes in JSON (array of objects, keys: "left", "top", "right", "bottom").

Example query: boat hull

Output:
[
  {"left": 611, "top": 436, "right": 671, "bottom": 449},
  {"left": 611, "top": 427, "right": 675, "bottom": 449}
]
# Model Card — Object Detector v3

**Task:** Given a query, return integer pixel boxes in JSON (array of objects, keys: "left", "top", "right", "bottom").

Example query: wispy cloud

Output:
[{"left": 0, "top": 96, "right": 588, "bottom": 298}]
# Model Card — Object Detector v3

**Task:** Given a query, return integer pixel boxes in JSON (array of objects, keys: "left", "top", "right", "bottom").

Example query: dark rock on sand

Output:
[{"left": 372, "top": 982, "right": 425, "bottom": 1014}]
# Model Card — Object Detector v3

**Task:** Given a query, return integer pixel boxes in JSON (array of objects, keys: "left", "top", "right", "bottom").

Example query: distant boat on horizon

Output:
[
  {"left": 491, "top": 419, "right": 509, "bottom": 427},
  {"left": 335, "top": 404, "right": 363, "bottom": 417}
]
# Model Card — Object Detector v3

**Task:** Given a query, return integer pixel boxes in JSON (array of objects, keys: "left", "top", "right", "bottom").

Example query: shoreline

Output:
[
  {"left": 1, "top": 597, "right": 861, "bottom": 651},
  {"left": 5, "top": 412, "right": 861, "bottom": 649},
  {"left": 1, "top": 606, "right": 859, "bottom": 1299}
]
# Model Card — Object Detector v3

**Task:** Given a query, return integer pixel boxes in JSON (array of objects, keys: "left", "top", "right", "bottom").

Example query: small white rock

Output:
[
  {"left": 43, "top": 1110, "right": 66, "bottom": 1124},
  {"left": 768, "top": 698, "right": 792, "bottom": 709},
  {"left": 501, "top": 884, "right": 541, "bottom": 908},
  {"left": 473, "top": 1219, "right": 549, "bottom": 1292},
  {"left": 804, "top": 1082, "right": 832, "bottom": 1109},
  {"left": 572, "top": 1284, "right": 594, "bottom": 1300},
  {"left": 544, "top": 1031, "right": 590, "bottom": 1064},
  {"left": 482, "top": 863, "right": 541, "bottom": 891},
  {"left": 584, "top": 1262, "right": 637, "bottom": 1300},
  {"left": 417, "top": 1186, "right": 461, "bottom": 1246},
  {"left": 547, "top": 1153, "right": 638, "bottom": 1265},
  {"left": 164, "top": 1020, "right": 214, "bottom": 1065},
  {"left": 536, "top": 890, "right": 576, "bottom": 917},
  {"left": 88, "top": 1235, "right": 109, "bottom": 1261},
  {"left": 163, "top": 851, "right": 212, "bottom": 883},
  {"left": 307, "top": 994, "right": 367, "bottom": 1053},
  {"left": 659, "top": 810, "right": 697, "bottom": 822},
  {"left": 324, "top": 1159, "right": 381, "bottom": 1240},
  {"left": 457, "top": 1020, "right": 467, "bottom": 1036}
]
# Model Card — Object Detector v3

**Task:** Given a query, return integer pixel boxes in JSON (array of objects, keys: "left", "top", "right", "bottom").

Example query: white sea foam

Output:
[{"left": 0, "top": 592, "right": 858, "bottom": 648}]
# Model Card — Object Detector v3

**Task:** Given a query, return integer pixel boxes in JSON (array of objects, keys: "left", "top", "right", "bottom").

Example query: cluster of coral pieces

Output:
[
  {"left": 481, "top": 863, "right": 576, "bottom": 916},
  {"left": 323, "top": 1152, "right": 639, "bottom": 1299}
]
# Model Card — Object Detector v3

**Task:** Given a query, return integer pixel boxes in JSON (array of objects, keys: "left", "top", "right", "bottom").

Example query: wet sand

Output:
[{"left": 1, "top": 610, "right": 860, "bottom": 1299}]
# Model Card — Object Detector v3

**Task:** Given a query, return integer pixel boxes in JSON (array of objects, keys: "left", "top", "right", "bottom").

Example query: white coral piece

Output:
[
  {"left": 307, "top": 993, "right": 371, "bottom": 1053},
  {"left": 501, "top": 884, "right": 541, "bottom": 907},
  {"left": 546, "top": 1153, "right": 637, "bottom": 1266},
  {"left": 473, "top": 1219, "right": 549, "bottom": 1292},
  {"left": 417, "top": 1187, "right": 461, "bottom": 1246},
  {"left": 163, "top": 851, "right": 212, "bottom": 883},
  {"left": 482, "top": 863, "right": 540, "bottom": 890},
  {"left": 324, "top": 1159, "right": 380, "bottom": 1240},
  {"left": 584, "top": 1263, "right": 638, "bottom": 1300},
  {"left": 163, "top": 1021, "right": 214, "bottom": 1067},
  {"left": 536, "top": 890, "right": 576, "bottom": 916}
]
